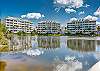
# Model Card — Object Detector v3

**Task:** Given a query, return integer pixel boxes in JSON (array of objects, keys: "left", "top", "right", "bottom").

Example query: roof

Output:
[{"left": 5, "top": 16, "right": 32, "bottom": 23}]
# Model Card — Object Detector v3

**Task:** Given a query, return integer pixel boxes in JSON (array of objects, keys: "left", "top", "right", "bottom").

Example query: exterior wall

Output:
[
  {"left": 67, "top": 19, "right": 96, "bottom": 34},
  {"left": 97, "top": 25, "right": 100, "bottom": 34},
  {"left": 5, "top": 17, "right": 33, "bottom": 33},
  {"left": 37, "top": 21, "right": 60, "bottom": 34}
]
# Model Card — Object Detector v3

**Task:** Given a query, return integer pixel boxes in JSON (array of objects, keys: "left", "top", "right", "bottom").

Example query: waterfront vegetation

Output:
[
  {"left": 16, "top": 31, "right": 97, "bottom": 37},
  {"left": 16, "top": 31, "right": 27, "bottom": 36},
  {"left": 37, "top": 33, "right": 63, "bottom": 36},
  {"left": 0, "top": 22, "right": 9, "bottom": 49}
]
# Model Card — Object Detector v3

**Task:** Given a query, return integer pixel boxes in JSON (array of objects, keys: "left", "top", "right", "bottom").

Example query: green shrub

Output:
[
  {"left": 17, "top": 31, "right": 26, "bottom": 35},
  {"left": 0, "top": 22, "right": 9, "bottom": 46}
]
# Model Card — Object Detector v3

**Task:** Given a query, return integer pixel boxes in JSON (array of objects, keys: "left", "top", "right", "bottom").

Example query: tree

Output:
[
  {"left": 17, "top": 31, "right": 26, "bottom": 35},
  {"left": 31, "top": 29, "right": 37, "bottom": 35},
  {"left": 66, "top": 31, "right": 71, "bottom": 36},
  {"left": 90, "top": 32, "right": 96, "bottom": 36},
  {"left": 0, "top": 22, "right": 7, "bottom": 34},
  {"left": 0, "top": 22, "right": 8, "bottom": 46}
]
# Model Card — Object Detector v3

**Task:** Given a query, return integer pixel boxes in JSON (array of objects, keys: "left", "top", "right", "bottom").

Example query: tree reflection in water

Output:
[
  {"left": 1, "top": 35, "right": 33, "bottom": 52},
  {"left": 9, "top": 35, "right": 32, "bottom": 51}
]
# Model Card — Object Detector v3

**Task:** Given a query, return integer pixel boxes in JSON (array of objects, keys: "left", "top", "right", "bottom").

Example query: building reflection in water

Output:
[
  {"left": 96, "top": 40, "right": 100, "bottom": 52},
  {"left": 9, "top": 35, "right": 32, "bottom": 51},
  {"left": 37, "top": 36, "right": 60, "bottom": 49},
  {"left": 67, "top": 39, "right": 100, "bottom": 52}
]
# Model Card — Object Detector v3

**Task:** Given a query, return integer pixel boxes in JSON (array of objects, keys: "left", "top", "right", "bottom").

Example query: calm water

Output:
[{"left": 0, "top": 35, "right": 100, "bottom": 71}]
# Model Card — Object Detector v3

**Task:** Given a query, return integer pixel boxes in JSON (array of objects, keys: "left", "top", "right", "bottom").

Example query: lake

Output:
[{"left": 0, "top": 35, "right": 100, "bottom": 71}]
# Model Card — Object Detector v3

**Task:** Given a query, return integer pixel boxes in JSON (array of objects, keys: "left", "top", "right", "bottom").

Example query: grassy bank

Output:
[
  {"left": 14, "top": 32, "right": 100, "bottom": 37},
  {"left": 37, "top": 33, "right": 63, "bottom": 36}
]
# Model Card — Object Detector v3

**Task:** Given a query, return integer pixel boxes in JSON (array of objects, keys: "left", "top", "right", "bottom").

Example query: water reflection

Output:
[
  {"left": 8, "top": 35, "right": 32, "bottom": 52},
  {"left": 53, "top": 61, "right": 82, "bottom": 71},
  {"left": 22, "top": 49, "right": 44, "bottom": 56},
  {"left": 67, "top": 39, "right": 100, "bottom": 52},
  {"left": 0, "top": 36, "right": 100, "bottom": 71},
  {"left": 0, "top": 61, "right": 6, "bottom": 71},
  {"left": 37, "top": 36, "right": 60, "bottom": 49},
  {"left": 2, "top": 36, "right": 100, "bottom": 52}
]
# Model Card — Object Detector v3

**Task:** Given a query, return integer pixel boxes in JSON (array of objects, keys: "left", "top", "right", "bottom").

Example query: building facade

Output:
[
  {"left": 37, "top": 21, "right": 60, "bottom": 34},
  {"left": 67, "top": 19, "right": 96, "bottom": 34},
  {"left": 5, "top": 17, "right": 33, "bottom": 33},
  {"left": 96, "top": 24, "right": 100, "bottom": 35}
]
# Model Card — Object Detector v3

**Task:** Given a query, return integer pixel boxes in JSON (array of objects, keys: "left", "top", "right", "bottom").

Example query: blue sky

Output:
[{"left": 0, "top": 0, "right": 100, "bottom": 25}]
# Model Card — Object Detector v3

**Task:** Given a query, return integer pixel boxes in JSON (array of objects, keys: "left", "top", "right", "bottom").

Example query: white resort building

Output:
[
  {"left": 67, "top": 19, "right": 96, "bottom": 34},
  {"left": 37, "top": 21, "right": 60, "bottom": 34},
  {"left": 5, "top": 17, "right": 34, "bottom": 33}
]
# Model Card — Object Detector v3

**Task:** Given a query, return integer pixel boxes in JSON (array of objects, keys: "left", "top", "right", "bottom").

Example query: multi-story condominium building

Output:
[
  {"left": 5, "top": 17, "right": 33, "bottom": 33},
  {"left": 37, "top": 21, "right": 60, "bottom": 34},
  {"left": 67, "top": 19, "right": 96, "bottom": 34}
]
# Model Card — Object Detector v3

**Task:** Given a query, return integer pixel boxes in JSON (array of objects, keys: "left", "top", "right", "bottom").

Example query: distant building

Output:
[
  {"left": 37, "top": 21, "right": 60, "bottom": 34},
  {"left": 60, "top": 26, "right": 67, "bottom": 34},
  {"left": 67, "top": 19, "right": 96, "bottom": 34},
  {"left": 5, "top": 17, "right": 34, "bottom": 33},
  {"left": 96, "top": 24, "right": 100, "bottom": 34}
]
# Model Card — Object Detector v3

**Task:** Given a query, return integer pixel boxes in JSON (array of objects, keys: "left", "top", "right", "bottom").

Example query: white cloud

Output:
[
  {"left": 54, "top": 0, "right": 83, "bottom": 8},
  {"left": 55, "top": 8, "right": 61, "bottom": 12},
  {"left": 79, "top": 11, "right": 84, "bottom": 15},
  {"left": 70, "top": 17, "right": 77, "bottom": 22},
  {"left": 96, "top": 21, "right": 100, "bottom": 25},
  {"left": 83, "top": 4, "right": 90, "bottom": 8},
  {"left": 84, "top": 15, "right": 98, "bottom": 21},
  {"left": 94, "top": 7, "right": 100, "bottom": 17},
  {"left": 22, "top": 49, "right": 44, "bottom": 56},
  {"left": 41, "top": 14, "right": 45, "bottom": 17},
  {"left": 65, "top": 8, "right": 76, "bottom": 13},
  {"left": 55, "top": 0, "right": 68, "bottom": 5},
  {"left": 69, "top": 15, "right": 98, "bottom": 22},
  {"left": 21, "top": 13, "right": 45, "bottom": 19},
  {"left": 96, "top": 18, "right": 100, "bottom": 25},
  {"left": 21, "top": 15, "right": 26, "bottom": 18}
]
